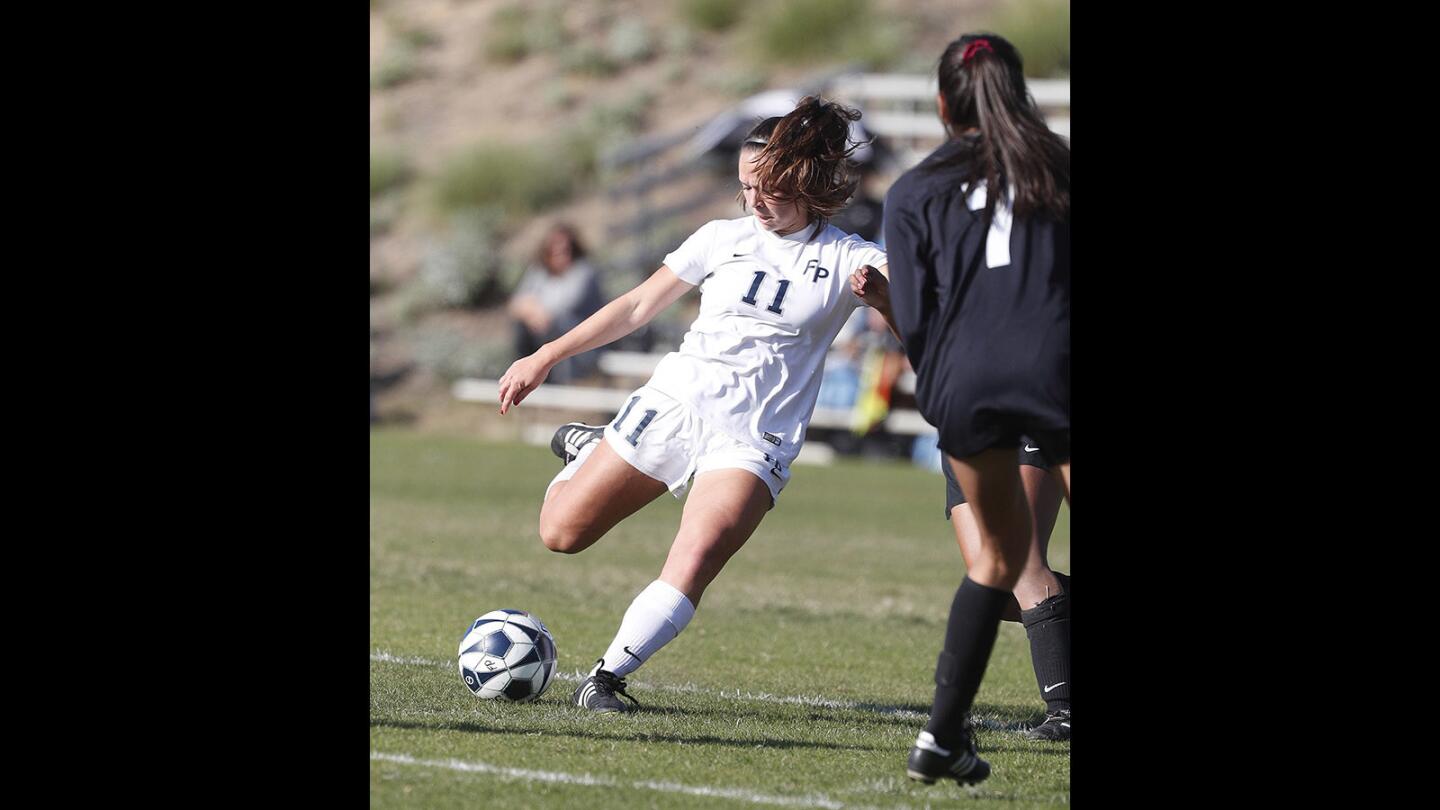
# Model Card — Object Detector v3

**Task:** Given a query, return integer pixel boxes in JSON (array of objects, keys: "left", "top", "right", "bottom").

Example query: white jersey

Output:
[{"left": 647, "top": 216, "right": 887, "bottom": 467}]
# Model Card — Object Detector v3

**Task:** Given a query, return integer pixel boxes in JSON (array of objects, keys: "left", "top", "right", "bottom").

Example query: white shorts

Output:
[{"left": 603, "top": 385, "right": 791, "bottom": 504}]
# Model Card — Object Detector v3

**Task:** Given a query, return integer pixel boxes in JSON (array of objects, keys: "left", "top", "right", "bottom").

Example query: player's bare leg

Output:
[
  {"left": 658, "top": 469, "right": 773, "bottom": 606},
  {"left": 953, "top": 463, "right": 1071, "bottom": 740},
  {"left": 573, "top": 469, "right": 770, "bottom": 713},
  {"left": 910, "top": 450, "right": 1030, "bottom": 783},
  {"left": 1055, "top": 461, "right": 1070, "bottom": 504},
  {"left": 539, "top": 439, "right": 667, "bottom": 554},
  {"left": 949, "top": 450, "right": 1033, "bottom": 590},
  {"left": 952, "top": 465, "right": 1062, "bottom": 620},
  {"left": 1012, "top": 466, "right": 1063, "bottom": 609}
]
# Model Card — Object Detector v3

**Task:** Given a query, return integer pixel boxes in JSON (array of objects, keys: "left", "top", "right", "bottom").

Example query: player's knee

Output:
[
  {"left": 679, "top": 537, "right": 739, "bottom": 579},
  {"left": 995, "top": 536, "right": 1031, "bottom": 575},
  {"left": 973, "top": 553, "right": 1023, "bottom": 590},
  {"left": 538, "top": 517, "right": 587, "bottom": 554},
  {"left": 988, "top": 562, "right": 1023, "bottom": 590}
]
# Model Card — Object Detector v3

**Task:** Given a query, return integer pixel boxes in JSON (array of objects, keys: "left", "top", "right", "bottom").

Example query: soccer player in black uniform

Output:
[
  {"left": 883, "top": 33, "right": 1071, "bottom": 785},
  {"left": 944, "top": 442, "right": 1070, "bottom": 741}
]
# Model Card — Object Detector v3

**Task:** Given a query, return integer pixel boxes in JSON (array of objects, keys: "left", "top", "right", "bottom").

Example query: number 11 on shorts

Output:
[{"left": 612, "top": 396, "right": 658, "bottom": 446}]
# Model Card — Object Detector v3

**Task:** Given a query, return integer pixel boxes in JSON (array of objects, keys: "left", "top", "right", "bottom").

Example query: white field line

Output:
[
  {"left": 372, "top": 651, "right": 925, "bottom": 718},
  {"left": 374, "top": 649, "right": 1034, "bottom": 732},
  {"left": 371, "top": 751, "right": 894, "bottom": 809},
  {"left": 368, "top": 648, "right": 1048, "bottom": 732},
  {"left": 370, "top": 651, "right": 436, "bottom": 666}
]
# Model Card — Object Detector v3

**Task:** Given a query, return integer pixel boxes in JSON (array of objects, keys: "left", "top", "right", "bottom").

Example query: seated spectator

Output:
[{"left": 508, "top": 224, "right": 606, "bottom": 383}]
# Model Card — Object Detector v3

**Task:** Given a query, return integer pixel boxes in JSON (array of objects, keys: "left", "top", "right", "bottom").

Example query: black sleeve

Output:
[{"left": 883, "top": 190, "right": 932, "bottom": 370}]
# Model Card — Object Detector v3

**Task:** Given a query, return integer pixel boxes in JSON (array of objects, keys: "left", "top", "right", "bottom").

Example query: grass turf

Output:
[{"left": 371, "top": 429, "right": 1070, "bottom": 808}]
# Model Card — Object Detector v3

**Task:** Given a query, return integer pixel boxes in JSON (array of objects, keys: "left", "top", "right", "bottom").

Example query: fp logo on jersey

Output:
[{"left": 806, "top": 259, "right": 830, "bottom": 282}]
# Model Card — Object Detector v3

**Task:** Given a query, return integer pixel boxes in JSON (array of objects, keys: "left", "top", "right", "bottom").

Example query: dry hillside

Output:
[{"left": 370, "top": 0, "right": 1056, "bottom": 431}]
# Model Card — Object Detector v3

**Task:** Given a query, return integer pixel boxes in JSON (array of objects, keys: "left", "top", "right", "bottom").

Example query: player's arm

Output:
[
  {"left": 882, "top": 200, "right": 933, "bottom": 369},
  {"left": 498, "top": 266, "right": 694, "bottom": 414},
  {"left": 849, "top": 263, "right": 903, "bottom": 344}
]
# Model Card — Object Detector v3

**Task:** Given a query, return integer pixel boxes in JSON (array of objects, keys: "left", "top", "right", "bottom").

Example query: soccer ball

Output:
[{"left": 457, "top": 609, "right": 558, "bottom": 702}]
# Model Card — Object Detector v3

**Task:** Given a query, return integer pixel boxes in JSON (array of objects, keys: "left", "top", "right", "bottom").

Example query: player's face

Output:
[{"left": 739, "top": 152, "right": 808, "bottom": 236}]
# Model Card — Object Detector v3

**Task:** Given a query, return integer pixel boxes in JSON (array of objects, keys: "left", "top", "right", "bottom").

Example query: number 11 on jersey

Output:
[{"left": 740, "top": 270, "right": 789, "bottom": 315}]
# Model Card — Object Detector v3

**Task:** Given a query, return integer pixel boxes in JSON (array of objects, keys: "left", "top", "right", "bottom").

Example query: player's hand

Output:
[
  {"left": 497, "top": 353, "right": 552, "bottom": 416},
  {"left": 850, "top": 264, "right": 890, "bottom": 312}
]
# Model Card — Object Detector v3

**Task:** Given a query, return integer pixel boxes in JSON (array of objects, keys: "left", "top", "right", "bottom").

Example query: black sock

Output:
[
  {"left": 924, "top": 576, "right": 1011, "bottom": 750},
  {"left": 1021, "top": 574, "right": 1070, "bottom": 713}
]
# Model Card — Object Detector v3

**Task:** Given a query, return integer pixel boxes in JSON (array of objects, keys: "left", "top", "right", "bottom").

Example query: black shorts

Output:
[
  {"left": 942, "top": 437, "right": 1052, "bottom": 519},
  {"left": 918, "top": 306, "right": 1070, "bottom": 466},
  {"left": 926, "top": 380, "right": 1070, "bottom": 466}
]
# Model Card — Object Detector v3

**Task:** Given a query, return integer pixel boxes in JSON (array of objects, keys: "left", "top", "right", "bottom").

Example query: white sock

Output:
[
  {"left": 544, "top": 440, "right": 599, "bottom": 501},
  {"left": 593, "top": 579, "right": 696, "bottom": 678}
]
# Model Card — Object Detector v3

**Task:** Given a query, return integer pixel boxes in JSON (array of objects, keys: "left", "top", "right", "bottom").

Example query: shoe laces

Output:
[{"left": 591, "top": 659, "right": 640, "bottom": 707}]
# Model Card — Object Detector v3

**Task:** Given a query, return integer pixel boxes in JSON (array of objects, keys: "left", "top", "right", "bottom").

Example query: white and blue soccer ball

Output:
[{"left": 457, "top": 609, "right": 558, "bottom": 702}]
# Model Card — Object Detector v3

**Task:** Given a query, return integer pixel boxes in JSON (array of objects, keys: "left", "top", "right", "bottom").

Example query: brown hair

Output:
[
  {"left": 536, "top": 223, "right": 587, "bottom": 271},
  {"left": 739, "top": 96, "right": 866, "bottom": 231},
  {"left": 934, "top": 33, "right": 1069, "bottom": 222}
]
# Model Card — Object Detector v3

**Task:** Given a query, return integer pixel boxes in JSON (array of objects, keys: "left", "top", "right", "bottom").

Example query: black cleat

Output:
[
  {"left": 551, "top": 423, "right": 605, "bottom": 465},
  {"left": 906, "top": 727, "right": 990, "bottom": 786},
  {"left": 1025, "top": 709, "right": 1070, "bottom": 741},
  {"left": 571, "top": 659, "right": 639, "bottom": 713}
]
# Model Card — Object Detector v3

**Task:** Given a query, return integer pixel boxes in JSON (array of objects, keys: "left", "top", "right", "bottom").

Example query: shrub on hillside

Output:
[
  {"left": 486, "top": 1, "right": 569, "bottom": 64},
  {"left": 681, "top": 0, "right": 748, "bottom": 32},
  {"left": 703, "top": 67, "right": 766, "bottom": 98},
  {"left": 747, "top": 0, "right": 900, "bottom": 68},
  {"left": 561, "top": 44, "right": 619, "bottom": 76},
  {"left": 486, "top": 4, "right": 532, "bottom": 62},
  {"left": 371, "top": 148, "right": 411, "bottom": 198},
  {"left": 663, "top": 24, "right": 697, "bottom": 58},
  {"left": 605, "top": 19, "right": 656, "bottom": 65},
  {"left": 526, "top": 1, "right": 569, "bottom": 54},
  {"left": 751, "top": 0, "right": 861, "bottom": 63},
  {"left": 986, "top": 0, "right": 1070, "bottom": 77},
  {"left": 433, "top": 142, "right": 577, "bottom": 218},
  {"left": 414, "top": 208, "right": 511, "bottom": 310},
  {"left": 371, "top": 42, "right": 424, "bottom": 89},
  {"left": 371, "top": 196, "right": 403, "bottom": 236},
  {"left": 572, "top": 91, "right": 655, "bottom": 180},
  {"left": 394, "top": 23, "right": 440, "bottom": 50}
]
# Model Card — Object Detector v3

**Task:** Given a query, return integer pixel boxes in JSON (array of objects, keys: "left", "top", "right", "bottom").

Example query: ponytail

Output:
[{"left": 934, "top": 33, "right": 1069, "bottom": 223}]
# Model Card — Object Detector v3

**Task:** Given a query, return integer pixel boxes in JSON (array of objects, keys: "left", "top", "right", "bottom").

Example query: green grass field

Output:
[{"left": 371, "top": 429, "right": 1070, "bottom": 808}]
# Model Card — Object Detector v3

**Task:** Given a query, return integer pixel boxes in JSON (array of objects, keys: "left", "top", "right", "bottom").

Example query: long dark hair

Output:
[
  {"left": 934, "top": 33, "right": 1069, "bottom": 222},
  {"left": 739, "top": 96, "right": 865, "bottom": 231}
]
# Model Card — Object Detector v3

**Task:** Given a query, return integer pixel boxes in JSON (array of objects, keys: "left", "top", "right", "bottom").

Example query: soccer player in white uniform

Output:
[{"left": 497, "top": 96, "right": 898, "bottom": 712}]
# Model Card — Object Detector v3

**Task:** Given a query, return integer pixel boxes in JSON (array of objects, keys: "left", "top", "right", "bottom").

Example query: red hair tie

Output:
[{"left": 961, "top": 39, "right": 993, "bottom": 65}]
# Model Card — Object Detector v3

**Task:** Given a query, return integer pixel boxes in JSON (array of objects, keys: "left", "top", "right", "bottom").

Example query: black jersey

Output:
[{"left": 884, "top": 136, "right": 1070, "bottom": 462}]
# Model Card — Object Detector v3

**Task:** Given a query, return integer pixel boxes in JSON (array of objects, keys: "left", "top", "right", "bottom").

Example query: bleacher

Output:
[{"left": 453, "top": 351, "right": 933, "bottom": 464}]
